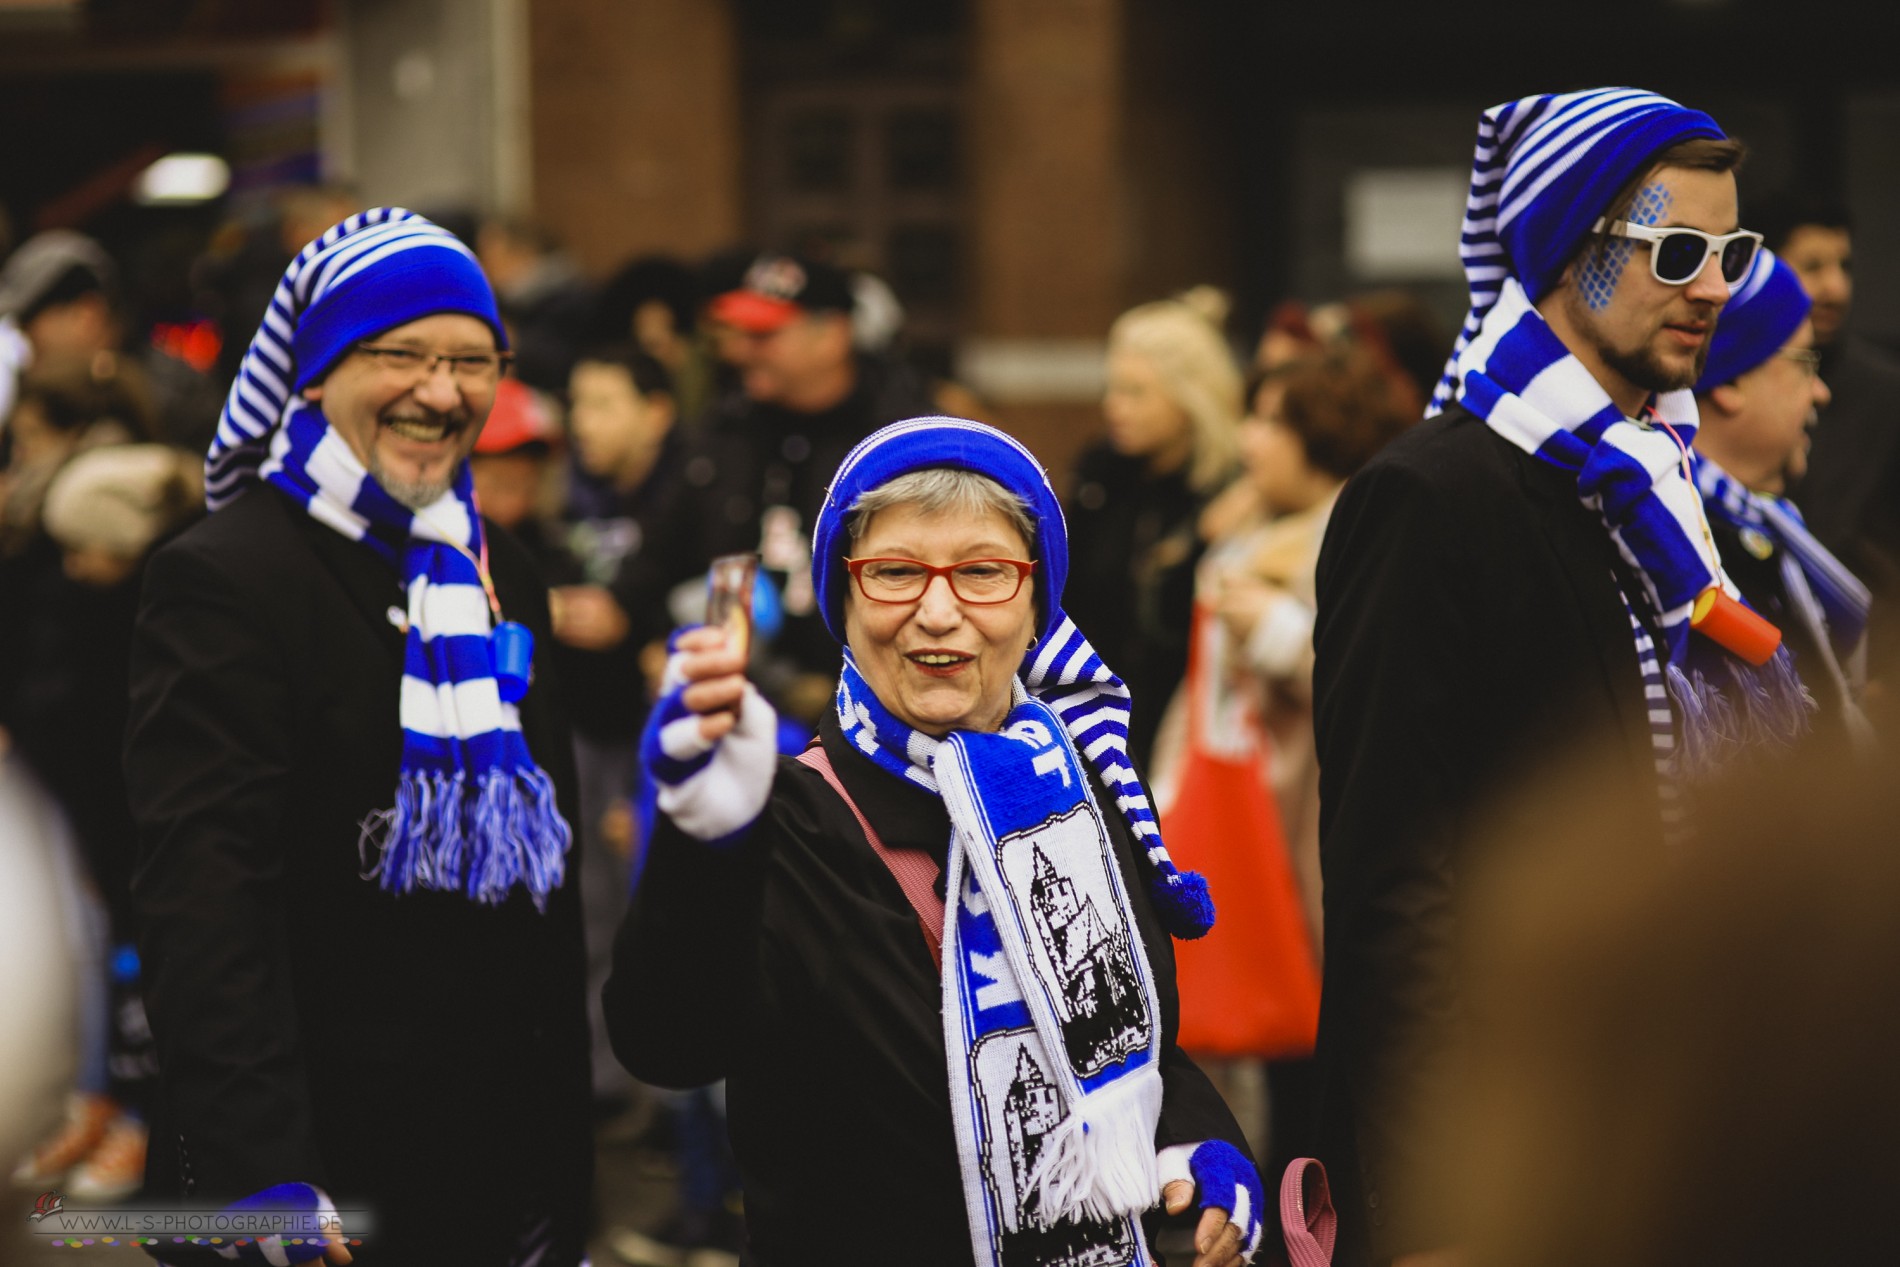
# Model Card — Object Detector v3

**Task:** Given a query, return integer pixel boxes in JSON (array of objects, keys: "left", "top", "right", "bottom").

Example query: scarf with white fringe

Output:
[
  {"left": 837, "top": 650, "right": 1162, "bottom": 1267},
  {"left": 261, "top": 400, "right": 571, "bottom": 906},
  {"left": 208, "top": 207, "right": 570, "bottom": 907}
]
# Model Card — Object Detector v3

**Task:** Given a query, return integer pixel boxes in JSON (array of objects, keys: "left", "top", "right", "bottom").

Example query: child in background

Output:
[
  {"left": 469, "top": 374, "right": 563, "bottom": 559},
  {"left": 553, "top": 347, "right": 694, "bottom": 1115},
  {"left": 559, "top": 347, "right": 743, "bottom": 1265}
]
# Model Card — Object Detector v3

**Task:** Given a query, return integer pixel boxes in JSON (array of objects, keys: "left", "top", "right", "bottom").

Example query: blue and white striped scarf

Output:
[
  {"left": 812, "top": 416, "right": 1213, "bottom": 940},
  {"left": 837, "top": 651, "right": 1165, "bottom": 1266},
  {"left": 1448, "top": 278, "right": 1810, "bottom": 776},
  {"left": 1691, "top": 454, "right": 1871, "bottom": 659},
  {"left": 205, "top": 207, "right": 570, "bottom": 907},
  {"left": 835, "top": 620, "right": 1210, "bottom": 932},
  {"left": 262, "top": 402, "right": 569, "bottom": 906}
]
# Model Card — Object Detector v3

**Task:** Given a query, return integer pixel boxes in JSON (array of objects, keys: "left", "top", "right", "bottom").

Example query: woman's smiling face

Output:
[{"left": 843, "top": 500, "right": 1038, "bottom": 737}]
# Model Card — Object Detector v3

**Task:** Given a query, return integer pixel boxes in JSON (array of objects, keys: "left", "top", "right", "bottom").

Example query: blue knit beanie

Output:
[
  {"left": 811, "top": 417, "right": 1068, "bottom": 645},
  {"left": 289, "top": 222, "right": 505, "bottom": 392},
  {"left": 1695, "top": 248, "right": 1811, "bottom": 393}
]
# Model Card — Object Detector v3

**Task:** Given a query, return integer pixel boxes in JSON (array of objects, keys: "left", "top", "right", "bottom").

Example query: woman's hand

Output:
[
  {"left": 1158, "top": 1140, "right": 1265, "bottom": 1266},
  {"left": 671, "top": 625, "right": 749, "bottom": 743},
  {"left": 1164, "top": 1179, "right": 1247, "bottom": 1267},
  {"left": 644, "top": 625, "right": 778, "bottom": 844}
]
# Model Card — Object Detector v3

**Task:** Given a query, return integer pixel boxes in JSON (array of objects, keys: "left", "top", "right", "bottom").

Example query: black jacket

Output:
[
  {"left": 605, "top": 709, "right": 1247, "bottom": 1267},
  {"left": 125, "top": 485, "right": 592, "bottom": 1266},
  {"left": 1312, "top": 405, "right": 1665, "bottom": 1264}
]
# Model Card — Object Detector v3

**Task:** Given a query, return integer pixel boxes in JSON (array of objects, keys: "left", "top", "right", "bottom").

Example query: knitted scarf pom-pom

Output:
[{"left": 1152, "top": 867, "right": 1215, "bottom": 940}]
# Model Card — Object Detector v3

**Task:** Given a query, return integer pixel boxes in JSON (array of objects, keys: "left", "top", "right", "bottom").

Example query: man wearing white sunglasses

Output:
[
  {"left": 1547, "top": 191, "right": 1761, "bottom": 415},
  {"left": 1313, "top": 90, "right": 1808, "bottom": 1267}
]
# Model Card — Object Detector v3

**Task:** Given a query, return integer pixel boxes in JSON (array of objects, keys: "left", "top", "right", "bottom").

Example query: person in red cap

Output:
[
  {"left": 469, "top": 376, "right": 559, "bottom": 539},
  {"left": 685, "top": 252, "right": 936, "bottom": 721}
]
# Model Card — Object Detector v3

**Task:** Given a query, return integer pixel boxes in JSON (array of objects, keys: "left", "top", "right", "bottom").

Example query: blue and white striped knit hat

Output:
[
  {"left": 812, "top": 416, "right": 1214, "bottom": 938},
  {"left": 1431, "top": 87, "right": 1726, "bottom": 414},
  {"left": 1694, "top": 248, "right": 1810, "bottom": 393},
  {"left": 206, "top": 207, "right": 505, "bottom": 509}
]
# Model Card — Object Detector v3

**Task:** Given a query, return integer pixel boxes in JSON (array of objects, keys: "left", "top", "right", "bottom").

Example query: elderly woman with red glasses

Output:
[{"left": 605, "top": 417, "right": 1264, "bottom": 1267}]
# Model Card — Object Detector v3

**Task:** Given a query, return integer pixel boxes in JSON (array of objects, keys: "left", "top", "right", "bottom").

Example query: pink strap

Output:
[
  {"left": 1280, "top": 1157, "right": 1337, "bottom": 1267},
  {"left": 795, "top": 745, "right": 944, "bottom": 968}
]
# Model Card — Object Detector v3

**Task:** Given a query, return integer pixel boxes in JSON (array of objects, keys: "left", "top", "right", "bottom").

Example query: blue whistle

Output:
[{"left": 492, "top": 620, "right": 534, "bottom": 702}]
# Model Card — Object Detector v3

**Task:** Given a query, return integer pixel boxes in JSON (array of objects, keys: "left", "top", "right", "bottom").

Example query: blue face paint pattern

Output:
[{"left": 1580, "top": 182, "right": 1673, "bottom": 311}]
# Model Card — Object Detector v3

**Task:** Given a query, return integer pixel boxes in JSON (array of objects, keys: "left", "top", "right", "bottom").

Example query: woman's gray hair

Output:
[{"left": 844, "top": 467, "right": 1037, "bottom": 556}]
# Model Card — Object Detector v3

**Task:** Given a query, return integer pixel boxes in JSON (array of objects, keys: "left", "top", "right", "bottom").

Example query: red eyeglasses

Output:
[{"left": 844, "top": 557, "right": 1037, "bottom": 605}]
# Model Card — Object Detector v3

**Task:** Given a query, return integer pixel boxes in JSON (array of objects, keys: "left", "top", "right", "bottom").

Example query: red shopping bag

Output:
[{"left": 1162, "top": 605, "right": 1322, "bottom": 1058}]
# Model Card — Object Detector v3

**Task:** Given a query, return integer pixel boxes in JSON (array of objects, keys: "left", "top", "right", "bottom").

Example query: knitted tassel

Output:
[
  {"left": 361, "top": 769, "right": 461, "bottom": 895},
  {"left": 516, "top": 767, "right": 569, "bottom": 906},
  {"left": 1149, "top": 867, "right": 1215, "bottom": 941},
  {"left": 429, "top": 769, "right": 469, "bottom": 891},
  {"left": 465, "top": 768, "right": 569, "bottom": 911},
  {"left": 1729, "top": 650, "right": 1813, "bottom": 749},
  {"left": 1667, "top": 664, "right": 1725, "bottom": 781}
]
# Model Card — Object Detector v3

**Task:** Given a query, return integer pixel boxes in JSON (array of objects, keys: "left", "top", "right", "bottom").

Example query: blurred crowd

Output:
[{"left": 3, "top": 158, "right": 1898, "bottom": 1266}]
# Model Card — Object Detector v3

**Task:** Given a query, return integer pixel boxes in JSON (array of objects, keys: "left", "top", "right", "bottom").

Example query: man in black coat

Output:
[
  {"left": 689, "top": 253, "right": 937, "bottom": 719},
  {"left": 1311, "top": 90, "right": 1788, "bottom": 1266},
  {"left": 125, "top": 211, "right": 590, "bottom": 1267}
]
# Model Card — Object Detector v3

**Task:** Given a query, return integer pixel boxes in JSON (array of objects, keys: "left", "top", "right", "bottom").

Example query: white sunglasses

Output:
[{"left": 1591, "top": 218, "right": 1764, "bottom": 286}]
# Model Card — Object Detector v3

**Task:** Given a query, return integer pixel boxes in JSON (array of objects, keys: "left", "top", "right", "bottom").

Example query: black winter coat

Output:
[
  {"left": 125, "top": 485, "right": 592, "bottom": 1266},
  {"left": 605, "top": 708, "right": 1248, "bottom": 1267},
  {"left": 1312, "top": 405, "right": 1666, "bottom": 1264}
]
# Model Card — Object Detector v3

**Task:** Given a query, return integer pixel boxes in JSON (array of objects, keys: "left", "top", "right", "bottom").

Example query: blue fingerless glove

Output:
[
  {"left": 639, "top": 629, "right": 777, "bottom": 844},
  {"left": 1158, "top": 1139, "right": 1266, "bottom": 1263},
  {"left": 148, "top": 1182, "right": 342, "bottom": 1265}
]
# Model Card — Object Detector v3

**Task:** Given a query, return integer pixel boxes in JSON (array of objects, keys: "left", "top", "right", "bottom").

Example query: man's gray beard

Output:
[{"left": 368, "top": 454, "right": 452, "bottom": 510}]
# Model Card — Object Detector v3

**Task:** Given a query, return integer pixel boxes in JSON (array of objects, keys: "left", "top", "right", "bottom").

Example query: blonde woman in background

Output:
[
  {"left": 1064, "top": 288, "right": 1243, "bottom": 768},
  {"left": 1153, "top": 347, "right": 1414, "bottom": 1171}
]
